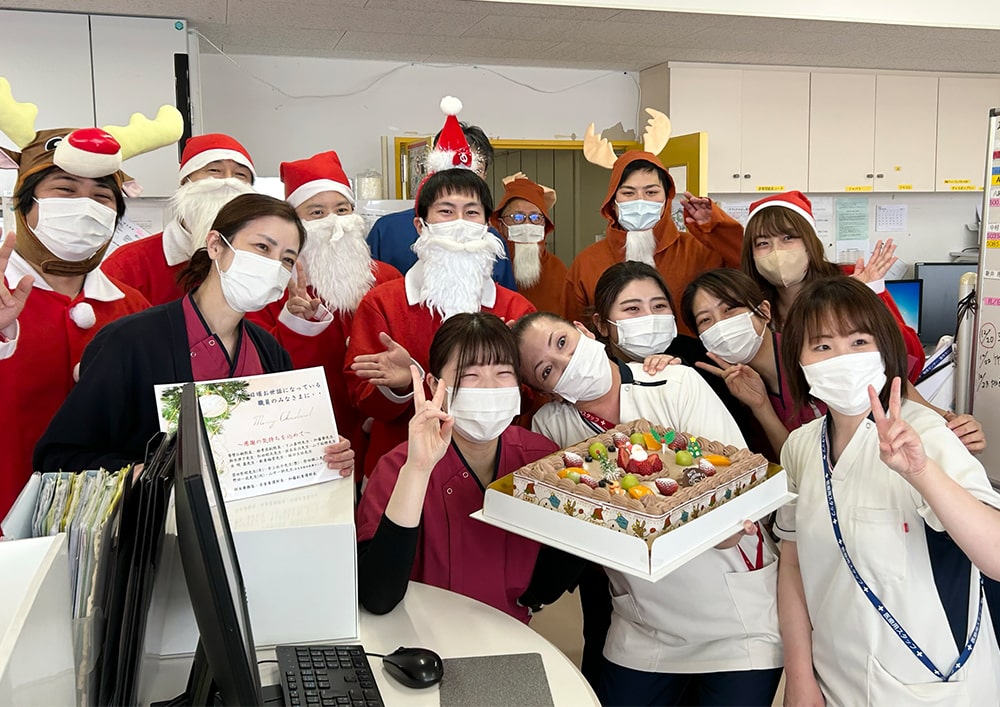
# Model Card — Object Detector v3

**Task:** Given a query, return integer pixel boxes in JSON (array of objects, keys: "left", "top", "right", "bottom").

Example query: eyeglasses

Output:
[{"left": 503, "top": 212, "right": 546, "bottom": 225}]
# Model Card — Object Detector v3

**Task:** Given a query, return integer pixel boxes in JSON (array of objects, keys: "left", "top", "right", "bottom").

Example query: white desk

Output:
[{"left": 141, "top": 582, "right": 599, "bottom": 706}]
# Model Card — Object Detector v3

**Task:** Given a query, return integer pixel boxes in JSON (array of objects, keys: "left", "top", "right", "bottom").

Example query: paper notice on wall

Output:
[
  {"left": 836, "top": 239, "right": 870, "bottom": 266},
  {"left": 811, "top": 196, "right": 834, "bottom": 242},
  {"left": 875, "top": 204, "right": 907, "bottom": 232},
  {"left": 719, "top": 201, "right": 751, "bottom": 226},
  {"left": 836, "top": 197, "right": 869, "bottom": 241},
  {"left": 105, "top": 216, "right": 151, "bottom": 257}
]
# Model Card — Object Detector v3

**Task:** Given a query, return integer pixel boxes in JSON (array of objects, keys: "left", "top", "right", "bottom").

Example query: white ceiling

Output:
[{"left": 4, "top": 0, "right": 1000, "bottom": 72}]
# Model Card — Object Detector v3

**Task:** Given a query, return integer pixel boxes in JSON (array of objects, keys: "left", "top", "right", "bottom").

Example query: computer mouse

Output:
[{"left": 381, "top": 646, "right": 444, "bottom": 689}]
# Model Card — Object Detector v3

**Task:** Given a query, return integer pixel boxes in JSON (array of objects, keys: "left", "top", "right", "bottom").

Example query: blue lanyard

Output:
[{"left": 820, "top": 421, "right": 983, "bottom": 681}]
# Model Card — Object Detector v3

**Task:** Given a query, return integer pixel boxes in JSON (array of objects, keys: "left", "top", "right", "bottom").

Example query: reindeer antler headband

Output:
[
  {"left": 0, "top": 77, "right": 183, "bottom": 190},
  {"left": 583, "top": 108, "right": 672, "bottom": 169}
]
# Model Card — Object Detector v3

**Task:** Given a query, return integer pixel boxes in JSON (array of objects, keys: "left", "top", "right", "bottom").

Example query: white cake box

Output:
[{"left": 474, "top": 468, "right": 795, "bottom": 582}]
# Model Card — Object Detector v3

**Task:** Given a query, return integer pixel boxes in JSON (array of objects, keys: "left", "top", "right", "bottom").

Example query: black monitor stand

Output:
[{"left": 151, "top": 641, "right": 284, "bottom": 707}]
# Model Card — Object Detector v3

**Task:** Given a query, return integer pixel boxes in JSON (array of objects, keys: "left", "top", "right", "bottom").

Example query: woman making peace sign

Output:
[{"left": 775, "top": 277, "right": 1000, "bottom": 706}]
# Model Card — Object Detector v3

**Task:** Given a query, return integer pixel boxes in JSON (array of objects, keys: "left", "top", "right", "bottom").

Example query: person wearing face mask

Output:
[
  {"left": 356, "top": 313, "right": 583, "bottom": 620},
  {"left": 0, "top": 78, "right": 182, "bottom": 518},
  {"left": 488, "top": 173, "right": 566, "bottom": 315},
  {"left": 741, "top": 190, "right": 926, "bottom": 383},
  {"left": 346, "top": 164, "right": 535, "bottom": 477},
  {"left": 101, "top": 134, "right": 256, "bottom": 306},
  {"left": 592, "top": 262, "right": 776, "bottom": 460},
  {"left": 34, "top": 193, "right": 356, "bottom": 480},
  {"left": 775, "top": 277, "right": 1000, "bottom": 707},
  {"left": 565, "top": 111, "right": 744, "bottom": 332},
  {"left": 245, "top": 151, "right": 401, "bottom": 471},
  {"left": 365, "top": 97, "right": 517, "bottom": 290},
  {"left": 511, "top": 310, "right": 783, "bottom": 707}
]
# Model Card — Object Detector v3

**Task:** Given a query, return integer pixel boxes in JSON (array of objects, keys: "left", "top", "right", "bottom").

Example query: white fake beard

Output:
[
  {"left": 412, "top": 233, "right": 504, "bottom": 320},
  {"left": 299, "top": 214, "right": 376, "bottom": 315},
  {"left": 511, "top": 242, "right": 543, "bottom": 290},
  {"left": 624, "top": 229, "right": 656, "bottom": 267},
  {"left": 169, "top": 177, "right": 255, "bottom": 258}
]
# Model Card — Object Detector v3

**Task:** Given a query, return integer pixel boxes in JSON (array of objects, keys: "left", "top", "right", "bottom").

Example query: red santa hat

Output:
[
  {"left": 280, "top": 151, "right": 355, "bottom": 208},
  {"left": 747, "top": 190, "right": 815, "bottom": 230},
  {"left": 178, "top": 133, "right": 256, "bottom": 184},
  {"left": 425, "top": 96, "right": 478, "bottom": 175}
]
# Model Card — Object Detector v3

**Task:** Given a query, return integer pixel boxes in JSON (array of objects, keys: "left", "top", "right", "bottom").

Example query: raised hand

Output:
[
  {"left": 869, "top": 377, "right": 927, "bottom": 478},
  {"left": 696, "top": 353, "right": 769, "bottom": 409},
  {"left": 852, "top": 239, "right": 897, "bottom": 284},
  {"left": 641, "top": 353, "right": 682, "bottom": 374},
  {"left": 680, "top": 191, "right": 713, "bottom": 229},
  {"left": 322, "top": 437, "right": 355, "bottom": 477},
  {"left": 405, "top": 365, "right": 454, "bottom": 473},
  {"left": 350, "top": 331, "right": 415, "bottom": 392},
  {"left": 0, "top": 232, "right": 32, "bottom": 333},
  {"left": 945, "top": 412, "right": 986, "bottom": 453},
  {"left": 285, "top": 261, "right": 322, "bottom": 321}
]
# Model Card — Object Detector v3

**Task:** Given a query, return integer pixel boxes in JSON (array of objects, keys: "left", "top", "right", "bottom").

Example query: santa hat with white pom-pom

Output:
[{"left": 425, "top": 96, "right": 479, "bottom": 175}]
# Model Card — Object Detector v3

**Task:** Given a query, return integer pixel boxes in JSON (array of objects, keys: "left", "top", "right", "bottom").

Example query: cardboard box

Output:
[
  {"left": 0, "top": 535, "right": 76, "bottom": 705},
  {"left": 474, "top": 469, "right": 794, "bottom": 582},
  {"left": 143, "top": 477, "right": 359, "bottom": 658}
]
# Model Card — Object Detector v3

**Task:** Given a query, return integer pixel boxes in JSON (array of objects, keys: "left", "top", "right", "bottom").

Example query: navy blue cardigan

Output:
[{"left": 33, "top": 298, "right": 291, "bottom": 473}]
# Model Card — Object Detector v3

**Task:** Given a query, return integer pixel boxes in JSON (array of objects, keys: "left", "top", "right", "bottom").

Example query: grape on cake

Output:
[{"left": 513, "top": 419, "right": 769, "bottom": 544}]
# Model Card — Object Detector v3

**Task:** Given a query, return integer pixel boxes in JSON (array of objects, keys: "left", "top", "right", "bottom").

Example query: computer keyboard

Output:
[{"left": 276, "top": 644, "right": 385, "bottom": 707}]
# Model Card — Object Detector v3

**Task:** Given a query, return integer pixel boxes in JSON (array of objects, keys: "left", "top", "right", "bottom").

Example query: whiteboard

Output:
[{"left": 971, "top": 109, "right": 1000, "bottom": 486}]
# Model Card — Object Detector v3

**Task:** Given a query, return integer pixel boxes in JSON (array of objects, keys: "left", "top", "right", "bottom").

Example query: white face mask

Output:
[
  {"left": 802, "top": 351, "right": 886, "bottom": 416},
  {"left": 615, "top": 199, "right": 664, "bottom": 231},
  {"left": 609, "top": 314, "right": 676, "bottom": 359},
  {"left": 215, "top": 237, "right": 292, "bottom": 313},
  {"left": 699, "top": 312, "right": 766, "bottom": 365},
  {"left": 446, "top": 385, "right": 521, "bottom": 443},
  {"left": 420, "top": 218, "right": 489, "bottom": 243},
  {"left": 552, "top": 333, "right": 613, "bottom": 404},
  {"left": 506, "top": 223, "right": 545, "bottom": 244},
  {"left": 32, "top": 197, "right": 117, "bottom": 261}
]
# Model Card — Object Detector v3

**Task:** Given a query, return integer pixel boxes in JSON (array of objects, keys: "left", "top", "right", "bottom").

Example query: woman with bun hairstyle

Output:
[{"left": 34, "top": 193, "right": 355, "bottom": 476}]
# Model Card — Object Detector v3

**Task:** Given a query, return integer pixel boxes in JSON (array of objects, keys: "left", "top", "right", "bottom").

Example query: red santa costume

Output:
[
  {"left": 345, "top": 98, "right": 535, "bottom": 474},
  {"left": 101, "top": 134, "right": 256, "bottom": 305},
  {"left": 489, "top": 173, "right": 568, "bottom": 316},
  {"left": 0, "top": 76, "right": 181, "bottom": 516},
  {"left": 246, "top": 150, "right": 401, "bottom": 465}
]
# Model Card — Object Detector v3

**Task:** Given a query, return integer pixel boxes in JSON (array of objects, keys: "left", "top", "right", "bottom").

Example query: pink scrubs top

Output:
[{"left": 183, "top": 293, "right": 264, "bottom": 380}]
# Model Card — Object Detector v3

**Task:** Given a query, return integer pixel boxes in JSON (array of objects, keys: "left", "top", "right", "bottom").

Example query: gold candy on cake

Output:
[{"left": 513, "top": 420, "right": 769, "bottom": 544}]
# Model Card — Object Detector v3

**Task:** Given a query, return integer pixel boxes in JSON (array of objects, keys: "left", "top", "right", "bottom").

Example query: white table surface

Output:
[{"left": 141, "top": 581, "right": 599, "bottom": 706}]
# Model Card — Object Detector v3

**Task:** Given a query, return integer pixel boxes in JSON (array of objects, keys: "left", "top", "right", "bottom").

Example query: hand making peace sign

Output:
[
  {"left": 868, "top": 376, "right": 927, "bottom": 478},
  {"left": 405, "top": 364, "right": 454, "bottom": 473},
  {"left": 285, "top": 261, "right": 322, "bottom": 321}
]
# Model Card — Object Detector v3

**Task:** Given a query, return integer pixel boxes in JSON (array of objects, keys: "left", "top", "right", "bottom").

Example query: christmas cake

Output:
[{"left": 513, "top": 419, "right": 769, "bottom": 544}]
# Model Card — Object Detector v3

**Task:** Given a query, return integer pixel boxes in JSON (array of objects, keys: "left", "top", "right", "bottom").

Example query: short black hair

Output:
[
  {"left": 434, "top": 121, "right": 494, "bottom": 172},
  {"left": 416, "top": 169, "right": 494, "bottom": 221},
  {"left": 618, "top": 159, "right": 670, "bottom": 192},
  {"left": 15, "top": 166, "right": 126, "bottom": 222}
]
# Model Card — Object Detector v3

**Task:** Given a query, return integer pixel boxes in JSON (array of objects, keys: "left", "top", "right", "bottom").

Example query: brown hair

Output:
[
  {"left": 741, "top": 207, "right": 840, "bottom": 327},
  {"left": 177, "top": 193, "right": 307, "bottom": 293},
  {"left": 781, "top": 277, "right": 908, "bottom": 411},
  {"left": 681, "top": 268, "right": 768, "bottom": 334},
  {"left": 428, "top": 312, "right": 520, "bottom": 394},
  {"left": 592, "top": 261, "right": 675, "bottom": 343}
]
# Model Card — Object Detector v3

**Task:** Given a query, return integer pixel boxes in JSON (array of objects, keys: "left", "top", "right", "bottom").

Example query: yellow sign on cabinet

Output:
[
  {"left": 755, "top": 185, "right": 785, "bottom": 192},
  {"left": 897, "top": 184, "right": 913, "bottom": 190},
  {"left": 944, "top": 179, "right": 971, "bottom": 184},
  {"left": 952, "top": 185, "right": 981, "bottom": 191},
  {"left": 845, "top": 186, "right": 873, "bottom": 192}
]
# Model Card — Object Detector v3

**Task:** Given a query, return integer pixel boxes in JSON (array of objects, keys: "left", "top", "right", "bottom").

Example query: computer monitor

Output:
[
  {"left": 172, "top": 383, "right": 263, "bottom": 705},
  {"left": 883, "top": 279, "right": 922, "bottom": 336},
  {"left": 913, "top": 262, "right": 978, "bottom": 345}
]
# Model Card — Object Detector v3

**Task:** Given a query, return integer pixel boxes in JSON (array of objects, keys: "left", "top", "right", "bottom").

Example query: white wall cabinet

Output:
[
  {"left": 873, "top": 75, "right": 938, "bottom": 192},
  {"left": 936, "top": 77, "right": 1000, "bottom": 192},
  {"left": 0, "top": 10, "right": 186, "bottom": 197},
  {"left": 669, "top": 67, "right": 809, "bottom": 194},
  {"left": 808, "top": 73, "right": 877, "bottom": 192}
]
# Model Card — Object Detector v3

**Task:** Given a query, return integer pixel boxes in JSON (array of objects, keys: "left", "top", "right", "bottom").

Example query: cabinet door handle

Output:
[
  {"left": 865, "top": 173, "right": 874, "bottom": 179},
  {"left": 876, "top": 173, "right": 884, "bottom": 178},
  {"left": 732, "top": 173, "right": 740, "bottom": 179},
  {"left": 743, "top": 173, "right": 751, "bottom": 179}
]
